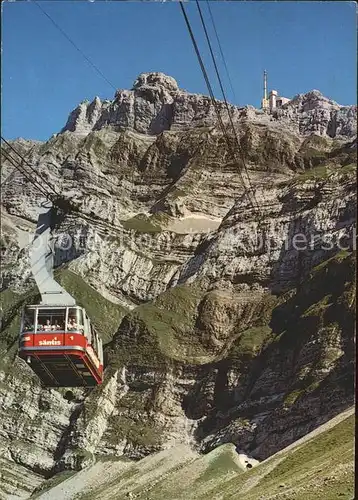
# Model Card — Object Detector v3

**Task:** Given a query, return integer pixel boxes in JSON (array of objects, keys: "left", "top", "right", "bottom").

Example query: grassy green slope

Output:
[
  {"left": 35, "top": 408, "right": 354, "bottom": 500},
  {"left": 108, "top": 282, "right": 212, "bottom": 367},
  {"left": 211, "top": 410, "right": 354, "bottom": 500},
  {"left": 55, "top": 269, "right": 127, "bottom": 344},
  {"left": 109, "top": 282, "right": 279, "bottom": 370}
]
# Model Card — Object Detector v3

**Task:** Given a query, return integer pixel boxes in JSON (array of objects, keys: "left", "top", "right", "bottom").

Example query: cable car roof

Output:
[{"left": 25, "top": 304, "right": 84, "bottom": 310}]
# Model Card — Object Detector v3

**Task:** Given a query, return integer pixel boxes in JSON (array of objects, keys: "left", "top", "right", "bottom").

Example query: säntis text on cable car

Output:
[{"left": 38, "top": 339, "right": 62, "bottom": 346}]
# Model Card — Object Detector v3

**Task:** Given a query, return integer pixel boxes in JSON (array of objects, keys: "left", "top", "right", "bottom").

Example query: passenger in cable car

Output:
[
  {"left": 77, "top": 321, "right": 84, "bottom": 333},
  {"left": 44, "top": 319, "right": 52, "bottom": 331},
  {"left": 67, "top": 317, "right": 84, "bottom": 332},
  {"left": 67, "top": 318, "right": 76, "bottom": 330}
]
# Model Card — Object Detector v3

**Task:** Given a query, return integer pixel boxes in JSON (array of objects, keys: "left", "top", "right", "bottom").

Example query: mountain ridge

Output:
[
  {"left": 0, "top": 71, "right": 356, "bottom": 499},
  {"left": 58, "top": 72, "right": 357, "bottom": 139}
]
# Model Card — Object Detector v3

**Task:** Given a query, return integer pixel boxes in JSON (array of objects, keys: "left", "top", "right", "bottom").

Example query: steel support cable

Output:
[
  {"left": 1, "top": 139, "right": 118, "bottom": 229},
  {"left": 179, "top": 4, "right": 221, "bottom": 114},
  {"left": 2, "top": 142, "right": 84, "bottom": 219},
  {"left": 179, "top": 1, "right": 250, "bottom": 197},
  {"left": 197, "top": 0, "right": 253, "bottom": 185},
  {"left": 1, "top": 139, "right": 88, "bottom": 221},
  {"left": 32, "top": 0, "right": 117, "bottom": 93},
  {"left": 1, "top": 149, "right": 117, "bottom": 237},
  {"left": 179, "top": 2, "right": 250, "bottom": 201},
  {"left": 197, "top": 0, "right": 231, "bottom": 108},
  {"left": 1, "top": 137, "right": 59, "bottom": 198},
  {"left": 1, "top": 144, "right": 145, "bottom": 231},
  {"left": 36, "top": 0, "right": 249, "bottom": 208},
  {"left": 1, "top": 149, "right": 51, "bottom": 199},
  {"left": 0, "top": 158, "right": 27, "bottom": 189},
  {"left": 1, "top": 143, "right": 138, "bottom": 274},
  {"left": 205, "top": 0, "right": 236, "bottom": 102},
  {"left": 4, "top": 154, "right": 50, "bottom": 200},
  {"left": 1, "top": 144, "right": 125, "bottom": 234},
  {"left": 0, "top": 152, "right": 38, "bottom": 194},
  {"left": 1, "top": 137, "right": 58, "bottom": 195},
  {"left": 0, "top": 145, "right": 36, "bottom": 189},
  {"left": 195, "top": 0, "right": 259, "bottom": 210},
  {"left": 1, "top": 148, "right": 114, "bottom": 265},
  {"left": 32, "top": 0, "right": 238, "bottom": 208}
]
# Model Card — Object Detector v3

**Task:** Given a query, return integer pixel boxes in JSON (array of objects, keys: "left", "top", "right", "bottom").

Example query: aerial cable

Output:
[
  {"left": 1, "top": 142, "right": 121, "bottom": 232},
  {"left": 195, "top": 0, "right": 259, "bottom": 209},
  {"left": 1, "top": 149, "right": 87, "bottom": 224},
  {"left": 1, "top": 144, "right": 134, "bottom": 262},
  {"left": 1, "top": 142, "right": 78, "bottom": 219},
  {"left": 1, "top": 152, "right": 51, "bottom": 201},
  {"left": 205, "top": 0, "right": 236, "bottom": 103},
  {"left": 179, "top": 4, "right": 219, "bottom": 108},
  {"left": 1, "top": 147, "right": 98, "bottom": 229},
  {"left": 179, "top": 1, "right": 253, "bottom": 204},
  {"left": 178, "top": 3, "right": 244, "bottom": 171},
  {"left": 196, "top": 0, "right": 231, "bottom": 107},
  {"left": 1, "top": 140, "right": 90, "bottom": 220},
  {"left": 1, "top": 137, "right": 59, "bottom": 198},
  {"left": 1, "top": 149, "right": 51, "bottom": 199},
  {"left": 32, "top": 0, "right": 117, "bottom": 93},
  {"left": 179, "top": 1, "right": 251, "bottom": 199},
  {"left": 0, "top": 145, "right": 36, "bottom": 189},
  {"left": 1, "top": 147, "right": 49, "bottom": 198}
]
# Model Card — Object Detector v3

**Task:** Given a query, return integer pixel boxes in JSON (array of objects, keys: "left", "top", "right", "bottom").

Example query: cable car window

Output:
[
  {"left": 24, "top": 308, "right": 35, "bottom": 332},
  {"left": 91, "top": 326, "right": 98, "bottom": 353},
  {"left": 67, "top": 308, "right": 84, "bottom": 333},
  {"left": 37, "top": 309, "right": 66, "bottom": 332}
]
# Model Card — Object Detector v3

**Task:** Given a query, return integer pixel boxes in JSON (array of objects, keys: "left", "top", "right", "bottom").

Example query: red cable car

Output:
[
  {"left": 19, "top": 305, "right": 103, "bottom": 387},
  {"left": 18, "top": 200, "right": 104, "bottom": 387}
]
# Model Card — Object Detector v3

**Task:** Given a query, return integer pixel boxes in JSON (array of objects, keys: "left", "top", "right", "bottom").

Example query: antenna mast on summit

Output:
[
  {"left": 264, "top": 70, "right": 268, "bottom": 102},
  {"left": 261, "top": 69, "right": 269, "bottom": 110}
]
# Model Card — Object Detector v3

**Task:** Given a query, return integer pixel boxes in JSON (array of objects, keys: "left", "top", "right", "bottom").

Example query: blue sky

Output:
[{"left": 2, "top": 1, "right": 356, "bottom": 141}]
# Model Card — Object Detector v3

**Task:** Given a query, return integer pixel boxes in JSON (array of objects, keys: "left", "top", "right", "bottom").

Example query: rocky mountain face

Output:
[
  {"left": 60, "top": 72, "right": 357, "bottom": 139},
  {"left": 0, "top": 72, "right": 356, "bottom": 498}
]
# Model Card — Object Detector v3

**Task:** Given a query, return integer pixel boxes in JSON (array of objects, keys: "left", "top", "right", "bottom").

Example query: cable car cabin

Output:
[{"left": 19, "top": 305, "right": 104, "bottom": 387}]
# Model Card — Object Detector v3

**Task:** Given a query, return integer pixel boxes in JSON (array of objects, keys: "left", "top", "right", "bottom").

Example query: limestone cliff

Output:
[
  {"left": 60, "top": 72, "right": 357, "bottom": 139},
  {"left": 0, "top": 73, "right": 356, "bottom": 498}
]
